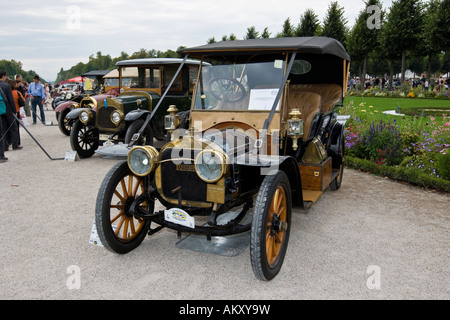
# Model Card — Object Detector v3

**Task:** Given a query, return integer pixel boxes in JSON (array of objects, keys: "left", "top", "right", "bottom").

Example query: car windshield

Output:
[{"left": 193, "top": 57, "right": 286, "bottom": 111}]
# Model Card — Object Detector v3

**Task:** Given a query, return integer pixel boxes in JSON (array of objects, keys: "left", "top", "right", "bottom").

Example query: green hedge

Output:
[{"left": 345, "top": 156, "right": 450, "bottom": 193}]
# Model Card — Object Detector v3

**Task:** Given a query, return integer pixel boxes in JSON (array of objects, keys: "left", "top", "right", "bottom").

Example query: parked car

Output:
[
  {"left": 52, "top": 90, "right": 83, "bottom": 110},
  {"left": 55, "top": 88, "right": 120, "bottom": 136},
  {"left": 66, "top": 58, "right": 204, "bottom": 158},
  {"left": 95, "top": 37, "right": 350, "bottom": 281}
]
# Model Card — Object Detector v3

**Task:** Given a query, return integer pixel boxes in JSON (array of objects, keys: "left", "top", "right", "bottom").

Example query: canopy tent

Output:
[{"left": 59, "top": 76, "right": 85, "bottom": 85}]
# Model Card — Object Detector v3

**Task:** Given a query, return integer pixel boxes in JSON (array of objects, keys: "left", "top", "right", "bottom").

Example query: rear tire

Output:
[
  {"left": 250, "top": 171, "right": 292, "bottom": 281},
  {"left": 330, "top": 138, "right": 344, "bottom": 191}
]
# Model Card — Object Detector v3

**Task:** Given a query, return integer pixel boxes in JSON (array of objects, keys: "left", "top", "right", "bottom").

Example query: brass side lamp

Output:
[
  {"left": 164, "top": 105, "right": 179, "bottom": 138},
  {"left": 287, "top": 108, "right": 303, "bottom": 151}
]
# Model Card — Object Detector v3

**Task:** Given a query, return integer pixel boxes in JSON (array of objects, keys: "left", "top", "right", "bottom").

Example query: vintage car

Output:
[
  {"left": 66, "top": 58, "right": 203, "bottom": 158},
  {"left": 54, "top": 70, "right": 112, "bottom": 134},
  {"left": 55, "top": 88, "right": 120, "bottom": 136},
  {"left": 52, "top": 90, "right": 83, "bottom": 110},
  {"left": 95, "top": 37, "right": 350, "bottom": 281}
]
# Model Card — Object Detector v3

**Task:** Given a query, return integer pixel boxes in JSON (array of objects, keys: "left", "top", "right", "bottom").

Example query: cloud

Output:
[{"left": 1, "top": 0, "right": 394, "bottom": 80}]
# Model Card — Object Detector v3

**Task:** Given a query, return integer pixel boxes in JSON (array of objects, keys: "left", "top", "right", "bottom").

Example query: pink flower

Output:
[{"left": 446, "top": 122, "right": 450, "bottom": 127}]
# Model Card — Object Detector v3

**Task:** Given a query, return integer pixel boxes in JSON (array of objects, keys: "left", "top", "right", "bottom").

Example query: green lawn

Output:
[
  {"left": 344, "top": 96, "right": 450, "bottom": 117},
  {"left": 340, "top": 96, "right": 450, "bottom": 133}
]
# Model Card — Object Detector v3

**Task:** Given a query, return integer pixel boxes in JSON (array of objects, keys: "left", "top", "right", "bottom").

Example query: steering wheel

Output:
[{"left": 208, "top": 77, "right": 246, "bottom": 102}]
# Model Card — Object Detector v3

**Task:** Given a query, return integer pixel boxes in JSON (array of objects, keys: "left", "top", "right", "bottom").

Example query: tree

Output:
[
  {"left": 421, "top": 0, "right": 442, "bottom": 79},
  {"left": 0, "top": 59, "right": 40, "bottom": 83},
  {"left": 321, "top": 1, "right": 348, "bottom": 48},
  {"left": 277, "top": 18, "right": 295, "bottom": 37},
  {"left": 244, "top": 26, "right": 260, "bottom": 39},
  {"left": 296, "top": 9, "right": 320, "bottom": 36},
  {"left": 379, "top": 0, "right": 423, "bottom": 84},
  {"left": 261, "top": 27, "right": 271, "bottom": 39},
  {"left": 347, "top": 0, "right": 384, "bottom": 84},
  {"left": 435, "top": 0, "right": 450, "bottom": 52},
  {"left": 441, "top": 51, "right": 450, "bottom": 76}
]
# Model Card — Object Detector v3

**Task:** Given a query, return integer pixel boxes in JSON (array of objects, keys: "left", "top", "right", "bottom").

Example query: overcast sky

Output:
[{"left": 1, "top": 0, "right": 394, "bottom": 81}]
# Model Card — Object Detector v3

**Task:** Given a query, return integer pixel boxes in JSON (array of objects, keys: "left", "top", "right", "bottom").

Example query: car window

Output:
[{"left": 193, "top": 59, "right": 285, "bottom": 111}]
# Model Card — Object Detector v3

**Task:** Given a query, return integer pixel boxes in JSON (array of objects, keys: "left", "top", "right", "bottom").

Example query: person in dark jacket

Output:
[
  {"left": 0, "top": 70, "right": 22, "bottom": 151},
  {"left": 0, "top": 87, "right": 8, "bottom": 162}
]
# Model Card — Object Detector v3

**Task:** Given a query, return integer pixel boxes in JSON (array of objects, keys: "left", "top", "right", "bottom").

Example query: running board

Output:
[{"left": 302, "top": 190, "right": 323, "bottom": 204}]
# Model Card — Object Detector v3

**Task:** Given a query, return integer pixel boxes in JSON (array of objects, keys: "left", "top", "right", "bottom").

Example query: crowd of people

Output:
[
  {"left": 348, "top": 74, "right": 450, "bottom": 92},
  {"left": 0, "top": 71, "right": 51, "bottom": 163}
]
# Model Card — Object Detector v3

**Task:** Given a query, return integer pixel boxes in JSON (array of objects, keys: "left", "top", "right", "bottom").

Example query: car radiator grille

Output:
[
  {"left": 96, "top": 107, "right": 116, "bottom": 130},
  {"left": 159, "top": 148, "right": 207, "bottom": 203}
]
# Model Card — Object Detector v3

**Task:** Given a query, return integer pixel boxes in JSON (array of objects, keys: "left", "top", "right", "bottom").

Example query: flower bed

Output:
[
  {"left": 347, "top": 84, "right": 449, "bottom": 100},
  {"left": 340, "top": 97, "right": 450, "bottom": 192}
]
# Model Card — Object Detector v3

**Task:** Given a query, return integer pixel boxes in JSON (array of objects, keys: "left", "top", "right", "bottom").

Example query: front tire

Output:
[
  {"left": 250, "top": 171, "right": 292, "bottom": 281},
  {"left": 95, "top": 161, "right": 151, "bottom": 254},
  {"left": 70, "top": 120, "right": 99, "bottom": 158},
  {"left": 58, "top": 108, "right": 71, "bottom": 136}
]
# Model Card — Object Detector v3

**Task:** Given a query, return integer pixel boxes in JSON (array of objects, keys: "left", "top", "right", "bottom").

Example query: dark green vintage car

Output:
[{"left": 66, "top": 58, "right": 204, "bottom": 158}]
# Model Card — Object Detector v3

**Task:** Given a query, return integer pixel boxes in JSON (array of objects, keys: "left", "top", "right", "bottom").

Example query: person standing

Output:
[
  {"left": 15, "top": 74, "right": 30, "bottom": 116},
  {"left": 8, "top": 79, "right": 25, "bottom": 145},
  {"left": 0, "top": 70, "right": 22, "bottom": 150},
  {"left": 0, "top": 87, "right": 8, "bottom": 162},
  {"left": 28, "top": 75, "right": 46, "bottom": 124}
]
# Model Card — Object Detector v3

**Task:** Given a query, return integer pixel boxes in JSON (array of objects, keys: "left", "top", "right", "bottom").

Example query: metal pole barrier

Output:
[{"left": 14, "top": 114, "right": 64, "bottom": 161}]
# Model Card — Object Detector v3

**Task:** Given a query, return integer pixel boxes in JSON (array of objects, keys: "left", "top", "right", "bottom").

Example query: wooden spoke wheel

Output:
[
  {"left": 251, "top": 171, "right": 292, "bottom": 281},
  {"left": 95, "top": 161, "right": 152, "bottom": 254},
  {"left": 266, "top": 186, "right": 288, "bottom": 267}
]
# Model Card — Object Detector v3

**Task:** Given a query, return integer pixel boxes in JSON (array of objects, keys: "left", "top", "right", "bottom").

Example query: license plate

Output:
[
  {"left": 164, "top": 208, "right": 195, "bottom": 229},
  {"left": 99, "top": 134, "right": 110, "bottom": 141}
]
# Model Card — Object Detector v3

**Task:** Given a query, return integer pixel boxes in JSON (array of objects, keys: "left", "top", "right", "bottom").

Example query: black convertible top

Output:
[{"left": 179, "top": 37, "right": 350, "bottom": 61}]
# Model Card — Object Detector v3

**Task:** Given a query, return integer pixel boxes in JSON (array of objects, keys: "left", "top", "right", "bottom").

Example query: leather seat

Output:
[{"left": 289, "top": 84, "right": 342, "bottom": 114}]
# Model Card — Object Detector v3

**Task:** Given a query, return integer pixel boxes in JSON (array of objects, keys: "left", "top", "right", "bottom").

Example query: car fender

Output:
[
  {"left": 124, "top": 109, "right": 150, "bottom": 122},
  {"left": 55, "top": 101, "right": 79, "bottom": 113},
  {"left": 236, "top": 155, "right": 302, "bottom": 206},
  {"left": 328, "top": 120, "right": 345, "bottom": 169}
]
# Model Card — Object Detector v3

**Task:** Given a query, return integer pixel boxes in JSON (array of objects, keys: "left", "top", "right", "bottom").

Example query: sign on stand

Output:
[{"left": 65, "top": 150, "right": 78, "bottom": 162}]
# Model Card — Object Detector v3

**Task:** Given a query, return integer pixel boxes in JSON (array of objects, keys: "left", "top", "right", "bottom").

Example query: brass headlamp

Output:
[{"left": 287, "top": 108, "right": 303, "bottom": 151}]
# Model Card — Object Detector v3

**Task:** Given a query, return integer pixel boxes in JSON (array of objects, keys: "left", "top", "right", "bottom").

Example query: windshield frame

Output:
[{"left": 192, "top": 53, "right": 295, "bottom": 113}]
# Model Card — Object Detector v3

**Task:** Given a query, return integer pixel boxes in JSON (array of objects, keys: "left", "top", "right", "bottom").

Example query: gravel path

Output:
[{"left": 1, "top": 109, "right": 448, "bottom": 300}]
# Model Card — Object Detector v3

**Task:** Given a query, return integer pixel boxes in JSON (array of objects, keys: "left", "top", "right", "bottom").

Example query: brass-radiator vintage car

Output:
[{"left": 95, "top": 37, "right": 350, "bottom": 280}]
